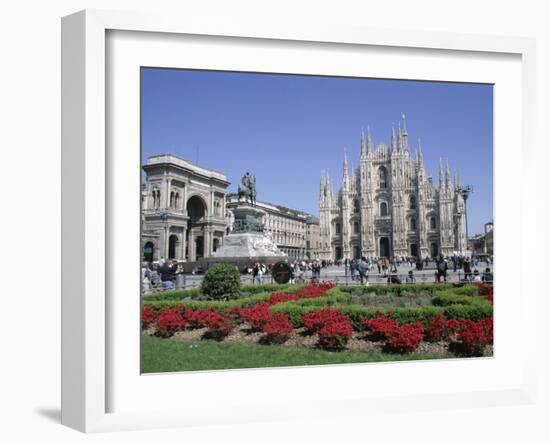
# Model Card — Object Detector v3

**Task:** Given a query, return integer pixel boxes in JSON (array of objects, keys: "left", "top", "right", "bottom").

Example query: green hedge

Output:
[
  {"left": 339, "top": 283, "right": 457, "bottom": 296},
  {"left": 143, "top": 292, "right": 272, "bottom": 311},
  {"left": 143, "top": 283, "right": 302, "bottom": 302},
  {"left": 270, "top": 285, "right": 491, "bottom": 328},
  {"left": 142, "top": 288, "right": 203, "bottom": 302}
]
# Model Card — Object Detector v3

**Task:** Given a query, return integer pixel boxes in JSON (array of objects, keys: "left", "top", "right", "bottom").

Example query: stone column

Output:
[
  {"left": 183, "top": 183, "right": 188, "bottom": 215},
  {"left": 181, "top": 227, "right": 187, "bottom": 261},
  {"left": 205, "top": 229, "right": 212, "bottom": 257},
  {"left": 188, "top": 229, "right": 195, "bottom": 262},
  {"left": 210, "top": 192, "right": 215, "bottom": 219},
  {"left": 163, "top": 225, "right": 170, "bottom": 260},
  {"left": 145, "top": 182, "right": 151, "bottom": 210}
]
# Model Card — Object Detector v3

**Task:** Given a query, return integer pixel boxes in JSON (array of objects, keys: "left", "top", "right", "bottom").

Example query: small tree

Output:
[{"left": 201, "top": 263, "right": 241, "bottom": 300}]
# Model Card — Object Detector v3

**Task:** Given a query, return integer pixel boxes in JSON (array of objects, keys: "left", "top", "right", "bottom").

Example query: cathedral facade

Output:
[{"left": 318, "top": 115, "right": 468, "bottom": 261}]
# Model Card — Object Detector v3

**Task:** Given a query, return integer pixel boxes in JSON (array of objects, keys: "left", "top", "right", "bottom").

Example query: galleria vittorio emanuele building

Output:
[{"left": 319, "top": 115, "right": 468, "bottom": 262}]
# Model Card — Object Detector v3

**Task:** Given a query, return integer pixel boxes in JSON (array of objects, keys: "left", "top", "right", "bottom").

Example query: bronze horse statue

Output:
[{"left": 238, "top": 172, "right": 257, "bottom": 205}]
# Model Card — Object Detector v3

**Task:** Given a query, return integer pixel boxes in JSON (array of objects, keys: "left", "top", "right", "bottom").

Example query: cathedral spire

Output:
[
  {"left": 367, "top": 125, "right": 373, "bottom": 154},
  {"left": 398, "top": 121, "right": 403, "bottom": 151},
  {"left": 343, "top": 149, "right": 349, "bottom": 191},
  {"left": 360, "top": 127, "right": 367, "bottom": 158},
  {"left": 439, "top": 157, "right": 444, "bottom": 188},
  {"left": 391, "top": 124, "right": 397, "bottom": 151},
  {"left": 401, "top": 112, "right": 408, "bottom": 150},
  {"left": 445, "top": 158, "right": 451, "bottom": 188},
  {"left": 343, "top": 149, "right": 349, "bottom": 175}
]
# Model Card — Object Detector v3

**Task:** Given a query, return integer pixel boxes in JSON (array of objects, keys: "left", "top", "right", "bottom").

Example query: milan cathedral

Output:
[{"left": 318, "top": 114, "right": 468, "bottom": 261}]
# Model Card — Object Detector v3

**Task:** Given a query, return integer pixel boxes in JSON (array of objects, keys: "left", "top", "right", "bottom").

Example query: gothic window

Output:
[
  {"left": 378, "top": 166, "right": 387, "bottom": 189},
  {"left": 380, "top": 201, "right": 388, "bottom": 217},
  {"left": 353, "top": 221, "right": 359, "bottom": 234},
  {"left": 335, "top": 223, "right": 341, "bottom": 234},
  {"left": 354, "top": 199, "right": 360, "bottom": 213},
  {"left": 410, "top": 217, "right": 417, "bottom": 231},
  {"left": 430, "top": 217, "right": 437, "bottom": 229},
  {"left": 409, "top": 195, "right": 416, "bottom": 210}
]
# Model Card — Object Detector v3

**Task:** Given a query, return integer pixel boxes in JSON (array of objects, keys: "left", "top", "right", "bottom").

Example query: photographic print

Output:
[{"left": 140, "top": 68, "right": 494, "bottom": 373}]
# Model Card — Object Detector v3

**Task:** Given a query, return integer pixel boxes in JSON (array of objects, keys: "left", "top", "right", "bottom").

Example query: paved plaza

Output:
[{"left": 158, "top": 260, "right": 494, "bottom": 291}]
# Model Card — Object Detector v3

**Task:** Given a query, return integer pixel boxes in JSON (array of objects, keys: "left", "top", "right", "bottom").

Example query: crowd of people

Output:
[
  {"left": 141, "top": 259, "right": 184, "bottom": 293},
  {"left": 141, "top": 253, "right": 493, "bottom": 293}
]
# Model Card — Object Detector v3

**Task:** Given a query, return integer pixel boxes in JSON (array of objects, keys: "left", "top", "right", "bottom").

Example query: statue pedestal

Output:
[
  {"left": 212, "top": 232, "right": 284, "bottom": 258},
  {"left": 205, "top": 202, "right": 286, "bottom": 270}
]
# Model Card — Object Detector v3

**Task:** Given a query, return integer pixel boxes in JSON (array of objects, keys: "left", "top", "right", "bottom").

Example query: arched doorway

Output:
[
  {"left": 213, "top": 237, "right": 220, "bottom": 252},
  {"left": 410, "top": 243, "right": 418, "bottom": 258},
  {"left": 335, "top": 246, "right": 343, "bottom": 261},
  {"left": 186, "top": 196, "right": 207, "bottom": 261},
  {"left": 379, "top": 237, "right": 390, "bottom": 258},
  {"left": 168, "top": 235, "right": 178, "bottom": 260},
  {"left": 143, "top": 241, "right": 154, "bottom": 263},
  {"left": 353, "top": 245, "right": 361, "bottom": 259}
]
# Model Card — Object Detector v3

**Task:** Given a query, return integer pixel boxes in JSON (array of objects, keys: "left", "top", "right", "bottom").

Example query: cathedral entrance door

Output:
[
  {"left": 379, "top": 237, "right": 390, "bottom": 258},
  {"left": 430, "top": 243, "right": 438, "bottom": 258},
  {"left": 353, "top": 246, "right": 361, "bottom": 259},
  {"left": 410, "top": 243, "right": 418, "bottom": 258}
]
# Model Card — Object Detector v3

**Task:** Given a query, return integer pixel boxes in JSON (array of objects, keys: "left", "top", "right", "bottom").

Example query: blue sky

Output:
[{"left": 141, "top": 68, "right": 493, "bottom": 236}]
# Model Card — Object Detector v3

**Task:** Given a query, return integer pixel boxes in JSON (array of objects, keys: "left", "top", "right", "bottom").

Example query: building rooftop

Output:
[
  {"left": 227, "top": 194, "right": 315, "bottom": 220},
  {"left": 144, "top": 154, "right": 228, "bottom": 183}
]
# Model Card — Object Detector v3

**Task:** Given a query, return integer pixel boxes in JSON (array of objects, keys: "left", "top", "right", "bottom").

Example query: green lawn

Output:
[{"left": 141, "top": 334, "right": 446, "bottom": 373}]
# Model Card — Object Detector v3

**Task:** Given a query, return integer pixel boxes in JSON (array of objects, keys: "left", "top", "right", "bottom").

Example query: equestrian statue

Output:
[{"left": 238, "top": 171, "right": 257, "bottom": 205}]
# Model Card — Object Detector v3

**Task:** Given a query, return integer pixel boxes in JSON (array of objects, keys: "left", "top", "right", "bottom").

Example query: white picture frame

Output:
[{"left": 61, "top": 9, "right": 537, "bottom": 433}]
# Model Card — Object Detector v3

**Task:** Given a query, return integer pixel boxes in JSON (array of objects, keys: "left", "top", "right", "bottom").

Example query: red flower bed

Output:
[
  {"left": 363, "top": 315, "right": 399, "bottom": 341},
  {"left": 183, "top": 307, "right": 214, "bottom": 329},
  {"left": 302, "top": 307, "right": 353, "bottom": 351},
  {"left": 293, "top": 281, "right": 336, "bottom": 299},
  {"left": 450, "top": 318, "right": 493, "bottom": 356},
  {"left": 385, "top": 322, "right": 424, "bottom": 353},
  {"left": 262, "top": 313, "right": 294, "bottom": 344},
  {"left": 155, "top": 308, "right": 187, "bottom": 338},
  {"left": 239, "top": 303, "right": 273, "bottom": 331},
  {"left": 267, "top": 292, "right": 299, "bottom": 305},
  {"left": 141, "top": 305, "right": 156, "bottom": 330},
  {"left": 425, "top": 314, "right": 462, "bottom": 342},
  {"left": 202, "top": 309, "right": 232, "bottom": 340},
  {"left": 363, "top": 312, "right": 424, "bottom": 353}
]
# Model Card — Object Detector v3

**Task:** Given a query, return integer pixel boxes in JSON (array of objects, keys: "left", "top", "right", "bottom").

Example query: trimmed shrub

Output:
[
  {"left": 143, "top": 292, "right": 272, "bottom": 311},
  {"left": 142, "top": 287, "right": 202, "bottom": 301},
  {"left": 340, "top": 283, "right": 454, "bottom": 296},
  {"left": 201, "top": 263, "right": 241, "bottom": 300}
]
